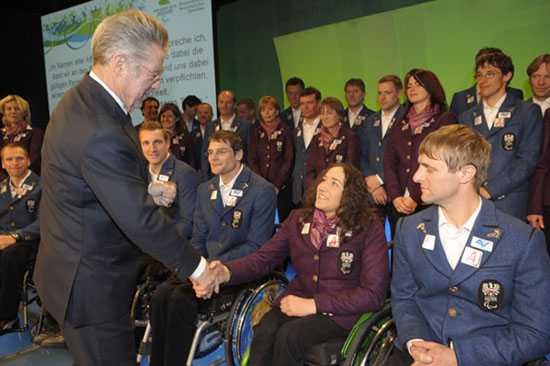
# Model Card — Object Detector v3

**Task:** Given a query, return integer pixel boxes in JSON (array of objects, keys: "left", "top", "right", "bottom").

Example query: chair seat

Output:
[{"left": 303, "top": 338, "right": 347, "bottom": 366}]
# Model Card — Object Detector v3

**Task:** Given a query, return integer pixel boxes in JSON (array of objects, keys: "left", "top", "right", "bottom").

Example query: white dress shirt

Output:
[
  {"left": 220, "top": 114, "right": 236, "bottom": 130},
  {"left": 292, "top": 107, "right": 302, "bottom": 128},
  {"left": 533, "top": 96, "right": 550, "bottom": 117},
  {"left": 483, "top": 93, "right": 507, "bottom": 129},
  {"left": 303, "top": 117, "right": 321, "bottom": 149},
  {"left": 219, "top": 164, "right": 244, "bottom": 207}
]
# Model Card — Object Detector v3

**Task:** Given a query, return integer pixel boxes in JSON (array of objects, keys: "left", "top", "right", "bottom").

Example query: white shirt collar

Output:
[
  {"left": 482, "top": 92, "right": 507, "bottom": 111},
  {"left": 219, "top": 164, "right": 244, "bottom": 190},
  {"left": 438, "top": 196, "right": 482, "bottom": 233},
  {"left": 89, "top": 71, "right": 128, "bottom": 115}
]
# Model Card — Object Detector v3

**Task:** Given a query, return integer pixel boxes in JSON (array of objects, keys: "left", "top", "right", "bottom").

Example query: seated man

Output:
[
  {"left": 137, "top": 122, "right": 199, "bottom": 282},
  {"left": 0, "top": 143, "right": 41, "bottom": 334},
  {"left": 149, "top": 130, "right": 277, "bottom": 366},
  {"left": 388, "top": 124, "right": 550, "bottom": 366}
]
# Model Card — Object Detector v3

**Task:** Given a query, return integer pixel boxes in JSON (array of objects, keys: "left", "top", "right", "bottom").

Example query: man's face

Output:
[
  {"left": 196, "top": 105, "right": 213, "bottom": 126},
  {"left": 119, "top": 44, "right": 164, "bottom": 112},
  {"left": 140, "top": 129, "right": 169, "bottom": 166},
  {"left": 218, "top": 92, "right": 236, "bottom": 118},
  {"left": 476, "top": 62, "right": 512, "bottom": 101},
  {"left": 141, "top": 100, "right": 159, "bottom": 122},
  {"left": 530, "top": 63, "right": 550, "bottom": 101},
  {"left": 300, "top": 94, "right": 320, "bottom": 120},
  {"left": 237, "top": 104, "right": 255, "bottom": 122},
  {"left": 377, "top": 82, "right": 401, "bottom": 112},
  {"left": 207, "top": 140, "right": 242, "bottom": 177},
  {"left": 184, "top": 104, "right": 198, "bottom": 119},
  {"left": 413, "top": 153, "right": 461, "bottom": 206},
  {"left": 345, "top": 84, "right": 366, "bottom": 109},
  {"left": 286, "top": 84, "right": 303, "bottom": 109},
  {"left": 1, "top": 147, "right": 30, "bottom": 180}
]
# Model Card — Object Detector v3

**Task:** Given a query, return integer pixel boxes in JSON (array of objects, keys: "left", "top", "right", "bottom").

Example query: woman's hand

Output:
[{"left": 280, "top": 295, "right": 317, "bottom": 317}]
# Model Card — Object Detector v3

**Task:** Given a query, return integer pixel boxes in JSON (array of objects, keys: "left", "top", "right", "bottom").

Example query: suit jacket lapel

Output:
[
  {"left": 469, "top": 104, "right": 490, "bottom": 136},
  {"left": 159, "top": 154, "right": 176, "bottom": 181},
  {"left": 221, "top": 166, "right": 250, "bottom": 217},
  {"left": 418, "top": 206, "right": 454, "bottom": 279}
]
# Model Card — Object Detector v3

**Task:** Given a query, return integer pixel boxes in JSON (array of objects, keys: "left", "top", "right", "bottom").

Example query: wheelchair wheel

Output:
[
  {"left": 130, "top": 280, "right": 159, "bottom": 327},
  {"left": 225, "top": 272, "right": 288, "bottom": 366},
  {"left": 342, "top": 302, "right": 395, "bottom": 366}
]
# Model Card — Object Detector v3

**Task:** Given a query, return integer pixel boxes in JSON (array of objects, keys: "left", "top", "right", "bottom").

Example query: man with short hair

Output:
[
  {"left": 135, "top": 96, "right": 160, "bottom": 131},
  {"left": 359, "top": 75, "right": 404, "bottom": 236},
  {"left": 34, "top": 10, "right": 217, "bottom": 365},
  {"left": 291, "top": 87, "right": 322, "bottom": 206},
  {"left": 0, "top": 144, "right": 41, "bottom": 334},
  {"left": 201, "top": 90, "right": 252, "bottom": 181},
  {"left": 526, "top": 54, "right": 550, "bottom": 116},
  {"left": 237, "top": 98, "right": 258, "bottom": 127},
  {"left": 388, "top": 124, "right": 550, "bottom": 366},
  {"left": 450, "top": 47, "right": 523, "bottom": 118},
  {"left": 344, "top": 78, "right": 374, "bottom": 133},
  {"left": 459, "top": 51, "right": 542, "bottom": 220},
  {"left": 281, "top": 77, "right": 305, "bottom": 128},
  {"left": 149, "top": 130, "right": 276, "bottom": 366},
  {"left": 181, "top": 95, "right": 201, "bottom": 133},
  {"left": 193, "top": 103, "right": 213, "bottom": 170}
]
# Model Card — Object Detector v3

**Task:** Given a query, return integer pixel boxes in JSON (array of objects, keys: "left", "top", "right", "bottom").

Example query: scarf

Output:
[
  {"left": 309, "top": 209, "right": 340, "bottom": 250},
  {"left": 320, "top": 123, "right": 341, "bottom": 151},
  {"left": 4, "top": 120, "right": 29, "bottom": 140},
  {"left": 407, "top": 104, "right": 440, "bottom": 134},
  {"left": 260, "top": 118, "right": 281, "bottom": 139}
]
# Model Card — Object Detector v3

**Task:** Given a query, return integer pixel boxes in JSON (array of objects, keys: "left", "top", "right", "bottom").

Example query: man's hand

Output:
[
  {"left": 479, "top": 187, "right": 491, "bottom": 200},
  {"left": 280, "top": 295, "right": 316, "bottom": 317},
  {"left": 372, "top": 186, "right": 388, "bottom": 205},
  {"left": 0, "top": 235, "right": 16, "bottom": 250},
  {"left": 191, "top": 264, "right": 219, "bottom": 299},
  {"left": 527, "top": 214, "right": 545, "bottom": 229},
  {"left": 209, "top": 260, "right": 231, "bottom": 285},
  {"left": 365, "top": 175, "right": 381, "bottom": 193},
  {"left": 411, "top": 341, "right": 458, "bottom": 366},
  {"left": 148, "top": 181, "right": 177, "bottom": 207}
]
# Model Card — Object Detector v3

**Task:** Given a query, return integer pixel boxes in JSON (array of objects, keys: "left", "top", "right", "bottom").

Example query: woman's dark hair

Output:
[
  {"left": 159, "top": 103, "right": 185, "bottom": 134},
  {"left": 300, "top": 163, "right": 378, "bottom": 238},
  {"left": 403, "top": 68, "right": 447, "bottom": 116}
]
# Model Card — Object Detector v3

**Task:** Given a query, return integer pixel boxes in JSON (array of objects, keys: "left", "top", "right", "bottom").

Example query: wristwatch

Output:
[{"left": 9, "top": 232, "right": 22, "bottom": 242}]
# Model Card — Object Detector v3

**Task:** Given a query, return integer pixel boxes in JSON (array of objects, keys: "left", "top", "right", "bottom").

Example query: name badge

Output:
[
  {"left": 470, "top": 236, "right": 493, "bottom": 252},
  {"left": 467, "top": 95, "right": 475, "bottom": 104},
  {"left": 210, "top": 190, "right": 218, "bottom": 200},
  {"left": 230, "top": 189, "right": 243, "bottom": 197},
  {"left": 301, "top": 222, "right": 310, "bottom": 234},
  {"left": 493, "top": 118, "right": 505, "bottom": 128},
  {"left": 297, "top": 129, "right": 302, "bottom": 137},
  {"left": 461, "top": 246, "right": 483, "bottom": 268},
  {"left": 227, "top": 196, "right": 237, "bottom": 207},
  {"left": 260, "top": 131, "right": 265, "bottom": 138},
  {"left": 474, "top": 115, "right": 482, "bottom": 126},
  {"left": 326, "top": 234, "right": 340, "bottom": 248},
  {"left": 158, "top": 174, "right": 169, "bottom": 182},
  {"left": 22, "top": 184, "right": 33, "bottom": 191},
  {"left": 498, "top": 112, "right": 511, "bottom": 118},
  {"left": 344, "top": 230, "right": 353, "bottom": 237},
  {"left": 422, "top": 234, "right": 436, "bottom": 251},
  {"left": 172, "top": 137, "right": 179, "bottom": 145}
]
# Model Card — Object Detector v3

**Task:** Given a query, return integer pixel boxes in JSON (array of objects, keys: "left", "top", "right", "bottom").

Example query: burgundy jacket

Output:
[
  {"left": 528, "top": 109, "right": 550, "bottom": 214},
  {"left": 226, "top": 208, "right": 389, "bottom": 330},
  {"left": 383, "top": 111, "right": 456, "bottom": 203},
  {"left": 0, "top": 124, "right": 44, "bottom": 180},
  {"left": 305, "top": 126, "right": 360, "bottom": 189},
  {"left": 170, "top": 130, "right": 197, "bottom": 170},
  {"left": 248, "top": 121, "right": 294, "bottom": 189}
]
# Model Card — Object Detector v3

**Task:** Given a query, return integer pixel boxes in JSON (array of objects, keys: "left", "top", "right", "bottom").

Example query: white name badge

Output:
[
  {"left": 210, "top": 190, "right": 218, "bottom": 200},
  {"left": 461, "top": 247, "right": 483, "bottom": 268},
  {"left": 498, "top": 112, "right": 511, "bottom": 118},
  {"left": 227, "top": 196, "right": 237, "bottom": 207},
  {"left": 301, "top": 223, "right": 310, "bottom": 234},
  {"left": 470, "top": 236, "right": 493, "bottom": 252},
  {"left": 422, "top": 234, "right": 436, "bottom": 251},
  {"left": 230, "top": 189, "right": 243, "bottom": 197},
  {"left": 326, "top": 234, "right": 340, "bottom": 248},
  {"left": 158, "top": 174, "right": 169, "bottom": 182}
]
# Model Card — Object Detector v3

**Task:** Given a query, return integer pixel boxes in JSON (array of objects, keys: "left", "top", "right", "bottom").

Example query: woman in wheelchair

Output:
[{"left": 209, "top": 163, "right": 389, "bottom": 365}]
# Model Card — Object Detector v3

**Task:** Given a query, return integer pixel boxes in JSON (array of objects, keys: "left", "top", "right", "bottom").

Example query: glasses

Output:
[
  {"left": 140, "top": 64, "right": 162, "bottom": 83},
  {"left": 475, "top": 70, "right": 501, "bottom": 81},
  {"left": 205, "top": 148, "right": 232, "bottom": 157}
]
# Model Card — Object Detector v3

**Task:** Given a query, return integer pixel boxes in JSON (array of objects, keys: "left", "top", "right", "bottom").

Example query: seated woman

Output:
[
  {"left": 383, "top": 69, "right": 456, "bottom": 218},
  {"left": 305, "top": 98, "right": 360, "bottom": 189},
  {"left": 159, "top": 103, "right": 197, "bottom": 170},
  {"left": 249, "top": 96, "right": 295, "bottom": 222},
  {"left": 0, "top": 95, "right": 44, "bottom": 181},
  {"left": 208, "top": 163, "right": 389, "bottom": 366}
]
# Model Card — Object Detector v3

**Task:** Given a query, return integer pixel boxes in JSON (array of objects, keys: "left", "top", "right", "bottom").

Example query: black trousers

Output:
[
  {"left": 543, "top": 205, "right": 550, "bottom": 255},
  {"left": 248, "top": 306, "right": 349, "bottom": 366},
  {"left": 0, "top": 240, "right": 37, "bottom": 320},
  {"left": 277, "top": 184, "right": 294, "bottom": 224}
]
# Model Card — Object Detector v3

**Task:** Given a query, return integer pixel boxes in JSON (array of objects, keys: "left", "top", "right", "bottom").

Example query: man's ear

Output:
[
  {"left": 460, "top": 164, "right": 476, "bottom": 184},
  {"left": 111, "top": 52, "right": 127, "bottom": 77},
  {"left": 235, "top": 149, "right": 244, "bottom": 162}
]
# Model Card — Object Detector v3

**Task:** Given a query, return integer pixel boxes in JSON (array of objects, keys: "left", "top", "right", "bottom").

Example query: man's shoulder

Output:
[{"left": 452, "top": 85, "right": 476, "bottom": 99}]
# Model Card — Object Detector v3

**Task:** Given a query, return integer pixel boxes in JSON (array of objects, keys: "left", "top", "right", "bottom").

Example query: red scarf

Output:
[
  {"left": 407, "top": 104, "right": 440, "bottom": 134},
  {"left": 3, "top": 120, "right": 29, "bottom": 140},
  {"left": 309, "top": 209, "right": 340, "bottom": 250},
  {"left": 260, "top": 118, "right": 281, "bottom": 139},
  {"left": 320, "top": 123, "right": 341, "bottom": 151}
]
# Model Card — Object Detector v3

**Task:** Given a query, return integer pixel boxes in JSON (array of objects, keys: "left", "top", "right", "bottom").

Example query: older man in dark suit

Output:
[{"left": 33, "top": 9, "right": 216, "bottom": 366}]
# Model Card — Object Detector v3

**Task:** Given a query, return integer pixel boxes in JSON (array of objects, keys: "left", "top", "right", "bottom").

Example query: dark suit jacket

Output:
[
  {"left": 344, "top": 104, "right": 375, "bottom": 133},
  {"left": 34, "top": 74, "right": 202, "bottom": 327},
  {"left": 169, "top": 128, "right": 197, "bottom": 170},
  {"left": 528, "top": 109, "right": 550, "bottom": 214},
  {"left": 281, "top": 106, "right": 298, "bottom": 128},
  {"left": 226, "top": 208, "right": 388, "bottom": 330},
  {"left": 384, "top": 111, "right": 457, "bottom": 204},
  {"left": 459, "top": 94, "right": 542, "bottom": 219},
  {"left": 450, "top": 85, "right": 524, "bottom": 118}
]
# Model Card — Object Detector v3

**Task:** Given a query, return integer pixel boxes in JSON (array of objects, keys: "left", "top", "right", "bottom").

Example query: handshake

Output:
[
  {"left": 190, "top": 260, "right": 231, "bottom": 299},
  {"left": 148, "top": 181, "right": 177, "bottom": 207}
]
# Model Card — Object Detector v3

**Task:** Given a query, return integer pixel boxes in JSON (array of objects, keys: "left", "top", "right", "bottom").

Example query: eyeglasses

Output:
[
  {"left": 205, "top": 148, "right": 232, "bottom": 157},
  {"left": 140, "top": 64, "right": 162, "bottom": 83},
  {"left": 475, "top": 70, "right": 501, "bottom": 81}
]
